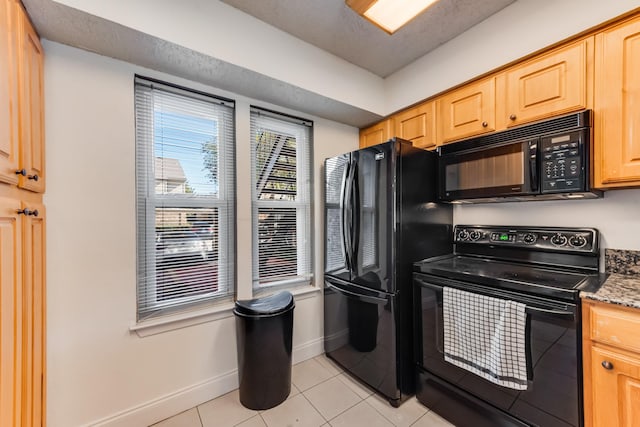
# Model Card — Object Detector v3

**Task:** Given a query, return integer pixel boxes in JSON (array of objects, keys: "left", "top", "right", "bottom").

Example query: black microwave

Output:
[{"left": 438, "top": 110, "right": 602, "bottom": 202}]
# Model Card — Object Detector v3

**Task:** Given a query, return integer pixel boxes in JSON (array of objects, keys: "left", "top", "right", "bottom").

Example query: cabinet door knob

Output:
[
  {"left": 28, "top": 174, "right": 39, "bottom": 181},
  {"left": 15, "top": 169, "right": 27, "bottom": 176},
  {"left": 601, "top": 360, "right": 614, "bottom": 370},
  {"left": 509, "top": 114, "right": 517, "bottom": 121},
  {"left": 482, "top": 121, "right": 488, "bottom": 127},
  {"left": 16, "top": 208, "right": 38, "bottom": 217}
]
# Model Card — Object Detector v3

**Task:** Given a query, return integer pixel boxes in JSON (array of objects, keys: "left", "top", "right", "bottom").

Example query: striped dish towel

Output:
[{"left": 443, "top": 287, "right": 529, "bottom": 390}]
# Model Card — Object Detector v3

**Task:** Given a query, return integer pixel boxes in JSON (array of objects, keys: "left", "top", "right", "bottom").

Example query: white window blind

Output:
[
  {"left": 250, "top": 107, "right": 313, "bottom": 290},
  {"left": 135, "top": 76, "right": 235, "bottom": 320}
]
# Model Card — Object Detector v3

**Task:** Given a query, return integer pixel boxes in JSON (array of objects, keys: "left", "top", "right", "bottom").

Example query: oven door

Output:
[
  {"left": 439, "top": 139, "right": 538, "bottom": 201},
  {"left": 414, "top": 274, "right": 581, "bottom": 427}
]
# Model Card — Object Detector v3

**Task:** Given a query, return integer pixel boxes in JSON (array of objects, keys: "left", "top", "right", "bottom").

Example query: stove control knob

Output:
[
  {"left": 523, "top": 233, "right": 537, "bottom": 244},
  {"left": 550, "top": 233, "right": 568, "bottom": 246},
  {"left": 457, "top": 229, "right": 469, "bottom": 241},
  {"left": 569, "top": 235, "right": 587, "bottom": 248},
  {"left": 469, "top": 230, "right": 482, "bottom": 241}
]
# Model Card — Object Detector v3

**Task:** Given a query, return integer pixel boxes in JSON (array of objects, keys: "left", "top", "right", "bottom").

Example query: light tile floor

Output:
[{"left": 151, "top": 355, "right": 454, "bottom": 427}]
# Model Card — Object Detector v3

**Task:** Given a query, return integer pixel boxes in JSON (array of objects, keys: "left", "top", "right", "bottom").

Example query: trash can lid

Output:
[{"left": 234, "top": 291, "right": 294, "bottom": 315}]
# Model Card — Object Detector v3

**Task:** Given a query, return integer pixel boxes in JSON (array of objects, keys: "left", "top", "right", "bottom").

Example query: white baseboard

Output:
[
  {"left": 292, "top": 336, "right": 324, "bottom": 364},
  {"left": 85, "top": 338, "right": 324, "bottom": 427},
  {"left": 85, "top": 370, "right": 239, "bottom": 427}
]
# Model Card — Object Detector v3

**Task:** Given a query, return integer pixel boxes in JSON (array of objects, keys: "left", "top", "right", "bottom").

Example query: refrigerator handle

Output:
[
  {"left": 351, "top": 161, "right": 360, "bottom": 270},
  {"left": 341, "top": 159, "right": 353, "bottom": 272},
  {"left": 325, "top": 281, "right": 388, "bottom": 305}
]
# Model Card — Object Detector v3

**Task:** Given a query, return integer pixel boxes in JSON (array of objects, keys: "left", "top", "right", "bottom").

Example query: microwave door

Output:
[{"left": 440, "top": 140, "right": 538, "bottom": 201}]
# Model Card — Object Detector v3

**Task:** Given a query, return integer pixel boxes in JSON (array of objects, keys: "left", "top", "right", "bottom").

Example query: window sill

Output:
[
  {"left": 130, "top": 286, "right": 322, "bottom": 337},
  {"left": 289, "top": 284, "right": 322, "bottom": 300},
  {"left": 130, "top": 302, "right": 236, "bottom": 337}
]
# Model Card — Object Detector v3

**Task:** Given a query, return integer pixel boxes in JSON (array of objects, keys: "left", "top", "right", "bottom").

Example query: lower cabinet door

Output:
[
  {"left": 22, "top": 202, "right": 45, "bottom": 427},
  {"left": 590, "top": 345, "right": 640, "bottom": 427},
  {"left": 0, "top": 197, "right": 22, "bottom": 427}
]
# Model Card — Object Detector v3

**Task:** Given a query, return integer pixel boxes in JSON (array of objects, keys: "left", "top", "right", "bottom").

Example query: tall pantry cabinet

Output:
[{"left": 0, "top": 0, "right": 46, "bottom": 426}]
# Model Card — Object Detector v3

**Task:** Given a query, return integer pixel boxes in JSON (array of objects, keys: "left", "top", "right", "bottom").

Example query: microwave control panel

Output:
[{"left": 540, "top": 129, "right": 586, "bottom": 193}]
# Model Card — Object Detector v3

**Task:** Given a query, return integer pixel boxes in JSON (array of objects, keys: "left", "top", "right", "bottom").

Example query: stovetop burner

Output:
[{"left": 414, "top": 225, "right": 605, "bottom": 302}]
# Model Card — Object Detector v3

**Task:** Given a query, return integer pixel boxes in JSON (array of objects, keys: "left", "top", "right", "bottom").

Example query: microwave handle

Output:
[{"left": 529, "top": 141, "right": 539, "bottom": 192}]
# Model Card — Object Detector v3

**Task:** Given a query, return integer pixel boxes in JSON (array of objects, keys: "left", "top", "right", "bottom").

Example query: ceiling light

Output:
[{"left": 346, "top": 0, "right": 439, "bottom": 34}]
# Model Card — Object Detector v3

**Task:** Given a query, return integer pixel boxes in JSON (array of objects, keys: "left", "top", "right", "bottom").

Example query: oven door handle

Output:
[
  {"left": 414, "top": 277, "right": 442, "bottom": 292},
  {"left": 525, "top": 306, "right": 574, "bottom": 317},
  {"left": 415, "top": 277, "right": 575, "bottom": 318}
]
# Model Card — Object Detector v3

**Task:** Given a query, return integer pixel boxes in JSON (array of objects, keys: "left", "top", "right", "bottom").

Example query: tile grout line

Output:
[
  {"left": 364, "top": 395, "right": 419, "bottom": 427},
  {"left": 297, "top": 390, "right": 330, "bottom": 425},
  {"left": 195, "top": 405, "right": 204, "bottom": 427},
  {"left": 309, "top": 389, "right": 367, "bottom": 426},
  {"left": 296, "top": 366, "right": 379, "bottom": 426}
]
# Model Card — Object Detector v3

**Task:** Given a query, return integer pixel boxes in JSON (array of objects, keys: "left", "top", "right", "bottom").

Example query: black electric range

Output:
[{"left": 413, "top": 225, "right": 608, "bottom": 427}]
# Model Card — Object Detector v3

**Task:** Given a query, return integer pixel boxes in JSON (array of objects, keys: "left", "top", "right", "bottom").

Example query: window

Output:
[
  {"left": 250, "top": 107, "right": 313, "bottom": 290},
  {"left": 135, "top": 76, "right": 235, "bottom": 320}
]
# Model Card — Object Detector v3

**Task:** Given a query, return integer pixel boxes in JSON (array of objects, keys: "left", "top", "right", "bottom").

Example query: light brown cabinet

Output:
[
  {"left": 17, "top": 4, "right": 44, "bottom": 193},
  {"left": 0, "top": 0, "right": 19, "bottom": 186},
  {"left": 21, "top": 201, "right": 45, "bottom": 427},
  {"left": 0, "top": 1, "right": 46, "bottom": 425},
  {"left": 359, "top": 118, "right": 392, "bottom": 148},
  {"left": 593, "top": 15, "right": 640, "bottom": 188},
  {"left": 0, "top": 196, "right": 23, "bottom": 427},
  {"left": 497, "top": 38, "right": 592, "bottom": 129},
  {"left": 0, "top": 0, "right": 44, "bottom": 192},
  {"left": 362, "top": 39, "right": 593, "bottom": 149},
  {"left": 583, "top": 300, "right": 640, "bottom": 427},
  {"left": 393, "top": 101, "right": 437, "bottom": 149},
  {"left": 437, "top": 77, "right": 495, "bottom": 144},
  {"left": 0, "top": 198, "right": 45, "bottom": 427}
]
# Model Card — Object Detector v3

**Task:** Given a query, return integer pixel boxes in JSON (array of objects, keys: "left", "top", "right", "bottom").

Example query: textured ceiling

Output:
[
  {"left": 220, "top": 0, "right": 515, "bottom": 77},
  {"left": 21, "top": 0, "right": 515, "bottom": 127}
]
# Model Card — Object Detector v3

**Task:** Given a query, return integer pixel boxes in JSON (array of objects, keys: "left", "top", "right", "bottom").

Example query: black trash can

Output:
[{"left": 233, "top": 291, "right": 295, "bottom": 410}]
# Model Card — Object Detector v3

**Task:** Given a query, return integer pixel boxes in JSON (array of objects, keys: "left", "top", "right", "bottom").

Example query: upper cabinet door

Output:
[
  {"left": 500, "top": 39, "right": 592, "bottom": 128},
  {"left": 594, "top": 16, "right": 640, "bottom": 188},
  {"left": 393, "top": 101, "right": 437, "bottom": 150},
  {"left": 0, "top": 0, "right": 19, "bottom": 186},
  {"left": 438, "top": 77, "right": 495, "bottom": 144},
  {"left": 359, "top": 119, "right": 392, "bottom": 148},
  {"left": 17, "top": 8, "right": 44, "bottom": 193}
]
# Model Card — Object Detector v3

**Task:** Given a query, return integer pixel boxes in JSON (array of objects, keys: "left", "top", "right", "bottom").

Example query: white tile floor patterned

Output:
[{"left": 151, "top": 354, "right": 454, "bottom": 427}]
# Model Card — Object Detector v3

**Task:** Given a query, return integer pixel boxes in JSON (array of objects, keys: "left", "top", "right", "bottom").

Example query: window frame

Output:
[
  {"left": 249, "top": 107, "right": 314, "bottom": 291},
  {"left": 135, "top": 76, "right": 236, "bottom": 320}
]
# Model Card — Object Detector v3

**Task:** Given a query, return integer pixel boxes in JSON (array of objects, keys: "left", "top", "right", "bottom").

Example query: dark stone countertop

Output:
[
  {"left": 581, "top": 248, "right": 640, "bottom": 309},
  {"left": 581, "top": 273, "right": 640, "bottom": 309}
]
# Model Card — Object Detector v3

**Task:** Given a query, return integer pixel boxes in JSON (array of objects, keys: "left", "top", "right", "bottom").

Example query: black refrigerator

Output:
[{"left": 323, "top": 138, "right": 452, "bottom": 407}]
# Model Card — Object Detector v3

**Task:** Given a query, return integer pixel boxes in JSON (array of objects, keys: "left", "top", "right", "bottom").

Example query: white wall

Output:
[
  {"left": 385, "top": 0, "right": 640, "bottom": 112},
  {"left": 43, "top": 41, "right": 357, "bottom": 427}
]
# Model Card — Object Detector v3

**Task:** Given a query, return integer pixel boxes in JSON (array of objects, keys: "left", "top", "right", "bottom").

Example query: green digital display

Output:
[{"left": 499, "top": 234, "right": 510, "bottom": 241}]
